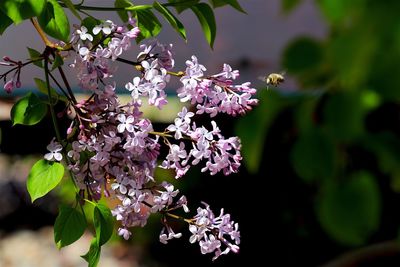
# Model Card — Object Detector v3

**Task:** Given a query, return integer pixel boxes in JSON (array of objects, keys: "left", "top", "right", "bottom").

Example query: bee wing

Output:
[{"left": 257, "top": 76, "right": 266, "bottom": 82}]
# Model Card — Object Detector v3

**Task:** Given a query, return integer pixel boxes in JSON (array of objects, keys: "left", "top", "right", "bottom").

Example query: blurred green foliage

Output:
[{"left": 237, "top": 0, "right": 400, "bottom": 247}]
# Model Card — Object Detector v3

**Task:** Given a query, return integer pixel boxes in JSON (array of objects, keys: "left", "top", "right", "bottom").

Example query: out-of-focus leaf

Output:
[
  {"left": 282, "top": 0, "right": 302, "bottom": 13},
  {"left": 282, "top": 37, "right": 323, "bottom": 75},
  {"left": 323, "top": 91, "right": 371, "bottom": 142},
  {"left": 291, "top": 128, "right": 336, "bottom": 183},
  {"left": 316, "top": 171, "right": 381, "bottom": 246},
  {"left": 327, "top": 29, "right": 377, "bottom": 90},
  {"left": 191, "top": 3, "right": 216, "bottom": 48},
  {"left": 236, "top": 90, "right": 289, "bottom": 173}
]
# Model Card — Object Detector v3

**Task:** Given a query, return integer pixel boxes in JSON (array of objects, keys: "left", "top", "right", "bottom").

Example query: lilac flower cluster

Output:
[
  {"left": 178, "top": 56, "right": 258, "bottom": 117},
  {"left": 162, "top": 107, "right": 242, "bottom": 178},
  {"left": 40, "top": 18, "right": 257, "bottom": 260},
  {"left": 189, "top": 203, "right": 240, "bottom": 260}
]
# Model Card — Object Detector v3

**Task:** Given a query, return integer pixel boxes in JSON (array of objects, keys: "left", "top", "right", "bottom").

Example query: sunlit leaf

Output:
[
  {"left": 0, "top": 0, "right": 46, "bottom": 24},
  {"left": 154, "top": 1, "right": 186, "bottom": 40},
  {"left": 191, "top": 3, "right": 216, "bottom": 48},
  {"left": 27, "top": 159, "right": 65, "bottom": 202},
  {"left": 38, "top": 0, "right": 70, "bottom": 42}
]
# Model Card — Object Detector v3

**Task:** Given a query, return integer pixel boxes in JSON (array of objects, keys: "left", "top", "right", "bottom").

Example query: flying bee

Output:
[{"left": 259, "top": 72, "right": 285, "bottom": 87}]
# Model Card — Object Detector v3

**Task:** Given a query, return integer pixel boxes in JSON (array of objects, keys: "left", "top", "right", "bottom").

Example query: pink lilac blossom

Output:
[
  {"left": 178, "top": 56, "right": 258, "bottom": 117},
  {"left": 37, "top": 18, "right": 255, "bottom": 260}
]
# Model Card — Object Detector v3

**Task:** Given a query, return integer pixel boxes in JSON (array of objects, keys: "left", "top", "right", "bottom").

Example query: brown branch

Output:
[
  {"left": 320, "top": 240, "right": 400, "bottom": 267},
  {"left": 30, "top": 18, "right": 55, "bottom": 48}
]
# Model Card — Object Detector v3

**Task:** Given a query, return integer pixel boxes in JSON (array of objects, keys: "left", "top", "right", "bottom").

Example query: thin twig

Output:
[{"left": 320, "top": 240, "right": 400, "bottom": 267}]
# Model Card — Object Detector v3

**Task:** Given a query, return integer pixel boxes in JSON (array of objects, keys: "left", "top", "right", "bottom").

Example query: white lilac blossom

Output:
[
  {"left": 27, "top": 18, "right": 258, "bottom": 261},
  {"left": 44, "top": 139, "right": 63, "bottom": 162}
]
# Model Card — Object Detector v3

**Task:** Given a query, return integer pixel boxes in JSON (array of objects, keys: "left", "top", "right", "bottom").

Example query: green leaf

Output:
[
  {"left": 135, "top": 9, "right": 162, "bottom": 42},
  {"left": 38, "top": 0, "right": 70, "bottom": 42},
  {"left": 191, "top": 3, "right": 216, "bottom": 48},
  {"left": 291, "top": 128, "right": 336, "bottom": 183},
  {"left": 209, "top": 0, "right": 246, "bottom": 13},
  {"left": 54, "top": 205, "right": 87, "bottom": 249},
  {"left": 153, "top": 1, "right": 186, "bottom": 40},
  {"left": 34, "top": 78, "right": 67, "bottom": 103},
  {"left": 61, "top": 0, "right": 82, "bottom": 21},
  {"left": 236, "top": 90, "right": 288, "bottom": 173},
  {"left": 27, "top": 47, "right": 43, "bottom": 68},
  {"left": 282, "top": 0, "right": 302, "bottom": 13},
  {"left": 10, "top": 92, "right": 48, "bottom": 126},
  {"left": 114, "top": 0, "right": 133, "bottom": 22},
  {"left": 316, "top": 171, "right": 381, "bottom": 246},
  {"left": 81, "top": 238, "right": 101, "bottom": 267},
  {"left": 323, "top": 91, "right": 367, "bottom": 142},
  {"left": 0, "top": 0, "right": 46, "bottom": 24},
  {"left": 0, "top": 10, "right": 13, "bottom": 34},
  {"left": 167, "top": 0, "right": 200, "bottom": 14},
  {"left": 26, "top": 159, "right": 65, "bottom": 203},
  {"left": 94, "top": 203, "right": 114, "bottom": 246},
  {"left": 282, "top": 37, "right": 323, "bottom": 74},
  {"left": 51, "top": 53, "right": 64, "bottom": 71}
]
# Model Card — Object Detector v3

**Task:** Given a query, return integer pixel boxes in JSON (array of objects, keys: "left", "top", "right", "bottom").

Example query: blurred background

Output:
[{"left": 1, "top": 0, "right": 400, "bottom": 266}]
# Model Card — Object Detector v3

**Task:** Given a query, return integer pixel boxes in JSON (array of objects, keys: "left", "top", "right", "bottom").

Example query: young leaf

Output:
[
  {"left": 34, "top": 78, "right": 67, "bottom": 103},
  {"left": 94, "top": 203, "right": 114, "bottom": 246},
  {"left": 51, "top": 53, "right": 64, "bottom": 71},
  {"left": 115, "top": 0, "right": 133, "bottom": 22},
  {"left": 26, "top": 159, "right": 65, "bottom": 202},
  {"left": 153, "top": 1, "right": 186, "bottom": 40},
  {"left": 190, "top": 3, "right": 216, "bottom": 48},
  {"left": 10, "top": 92, "right": 48, "bottom": 126},
  {"left": 61, "top": 0, "right": 82, "bottom": 21},
  {"left": 38, "top": 0, "right": 70, "bottom": 42},
  {"left": 54, "top": 204, "right": 87, "bottom": 249},
  {"left": 135, "top": 9, "right": 162, "bottom": 42},
  {"left": 0, "top": 10, "right": 13, "bottom": 34},
  {"left": 81, "top": 238, "right": 101, "bottom": 267},
  {"left": 0, "top": 0, "right": 46, "bottom": 24},
  {"left": 27, "top": 47, "right": 43, "bottom": 68}
]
